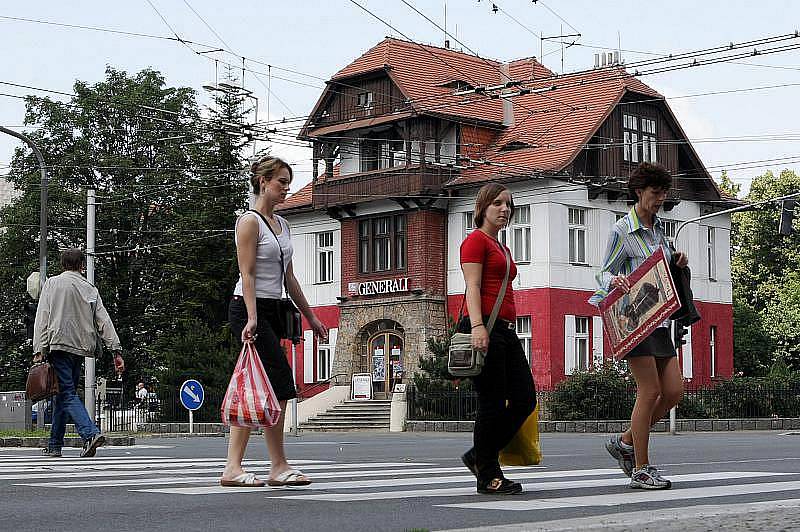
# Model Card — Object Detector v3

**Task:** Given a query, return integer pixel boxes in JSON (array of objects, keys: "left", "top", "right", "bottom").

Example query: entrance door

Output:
[{"left": 369, "top": 332, "right": 404, "bottom": 397}]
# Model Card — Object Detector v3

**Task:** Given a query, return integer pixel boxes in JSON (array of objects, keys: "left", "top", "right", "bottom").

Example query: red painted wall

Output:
[
  {"left": 290, "top": 304, "right": 340, "bottom": 396},
  {"left": 448, "top": 288, "right": 734, "bottom": 391}
]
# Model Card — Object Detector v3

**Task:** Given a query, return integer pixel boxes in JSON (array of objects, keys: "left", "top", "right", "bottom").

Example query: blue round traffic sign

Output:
[{"left": 179, "top": 379, "right": 204, "bottom": 411}]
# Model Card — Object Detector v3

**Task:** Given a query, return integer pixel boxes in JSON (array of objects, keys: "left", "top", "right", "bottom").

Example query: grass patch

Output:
[{"left": 0, "top": 429, "right": 77, "bottom": 438}]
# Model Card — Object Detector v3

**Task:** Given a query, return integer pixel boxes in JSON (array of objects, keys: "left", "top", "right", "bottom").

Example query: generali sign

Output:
[{"left": 348, "top": 277, "right": 409, "bottom": 296}]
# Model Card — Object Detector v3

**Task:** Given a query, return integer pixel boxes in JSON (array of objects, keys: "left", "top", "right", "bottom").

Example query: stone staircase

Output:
[{"left": 299, "top": 399, "right": 392, "bottom": 432}]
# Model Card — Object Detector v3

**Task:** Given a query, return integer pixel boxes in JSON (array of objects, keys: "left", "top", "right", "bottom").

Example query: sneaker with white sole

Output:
[
  {"left": 80, "top": 434, "right": 106, "bottom": 458},
  {"left": 41, "top": 447, "right": 62, "bottom": 458},
  {"left": 605, "top": 434, "right": 635, "bottom": 477},
  {"left": 630, "top": 464, "right": 672, "bottom": 490}
]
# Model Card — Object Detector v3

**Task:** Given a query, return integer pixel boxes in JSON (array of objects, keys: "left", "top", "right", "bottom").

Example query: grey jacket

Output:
[{"left": 33, "top": 271, "right": 122, "bottom": 358}]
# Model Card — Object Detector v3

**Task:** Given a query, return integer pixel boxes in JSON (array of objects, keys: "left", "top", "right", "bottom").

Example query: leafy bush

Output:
[
  {"left": 677, "top": 393, "right": 709, "bottom": 419},
  {"left": 547, "top": 361, "right": 635, "bottom": 420}
]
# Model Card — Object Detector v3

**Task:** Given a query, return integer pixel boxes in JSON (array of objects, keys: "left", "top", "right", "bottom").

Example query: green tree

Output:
[
  {"left": 730, "top": 169, "right": 800, "bottom": 373},
  {"left": 0, "top": 67, "right": 251, "bottom": 396}
]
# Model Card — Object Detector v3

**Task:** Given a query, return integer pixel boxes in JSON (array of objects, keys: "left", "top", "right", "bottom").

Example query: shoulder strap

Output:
[
  {"left": 248, "top": 209, "right": 290, "bottom": 296},
  {"left": 486, "top": 245, "right": 511, "bottom": 335}
]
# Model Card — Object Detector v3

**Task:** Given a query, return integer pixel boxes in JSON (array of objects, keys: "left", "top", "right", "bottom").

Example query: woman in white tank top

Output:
[{"left": 221, "top": 156, "right": 328, "bottom": 488}]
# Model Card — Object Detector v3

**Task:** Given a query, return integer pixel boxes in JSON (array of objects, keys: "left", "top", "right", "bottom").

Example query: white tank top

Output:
[{"left": 233, "top": 211, "right": 293, "bottom": 299}]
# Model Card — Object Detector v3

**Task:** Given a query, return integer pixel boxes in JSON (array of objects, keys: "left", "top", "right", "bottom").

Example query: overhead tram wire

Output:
[{"left": 2, "top": 13, "right": 798, "bottom": 124}]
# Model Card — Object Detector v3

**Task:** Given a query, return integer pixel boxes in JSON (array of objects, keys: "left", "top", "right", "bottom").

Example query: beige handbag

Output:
[{"left": 448, "top": 246, "right": 511, "bottom": 377}]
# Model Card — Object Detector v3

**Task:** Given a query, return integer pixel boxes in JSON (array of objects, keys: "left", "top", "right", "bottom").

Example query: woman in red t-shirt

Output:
[{"left": 459, "top": 183, "right": 537, "bottom": 495}]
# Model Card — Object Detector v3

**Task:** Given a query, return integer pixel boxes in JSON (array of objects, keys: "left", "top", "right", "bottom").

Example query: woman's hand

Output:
[
  {"left": 673, "top": 251, "right": 689, "bottom": 268},
  {"left": 309, "top": 315, "right": 328, "bottom": 342},
  {"left": 242, "top": 317, "right": 258, "bottom": 343},
  {"left": 471, "top": 324, "right": 489, "bottom": 352},
  {"left": 612, "top": 275, "right": 631, "bottom": 293}
]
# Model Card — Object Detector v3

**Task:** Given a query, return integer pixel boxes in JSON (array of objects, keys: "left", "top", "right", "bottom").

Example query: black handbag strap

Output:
[{"left": 248, "top": 209, "right": 291, "bottom": 297}]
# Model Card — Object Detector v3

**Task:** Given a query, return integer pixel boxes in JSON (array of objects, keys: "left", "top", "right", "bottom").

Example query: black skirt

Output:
[{"left": 624, "top": 326, "right": 677, "bottom": 359}]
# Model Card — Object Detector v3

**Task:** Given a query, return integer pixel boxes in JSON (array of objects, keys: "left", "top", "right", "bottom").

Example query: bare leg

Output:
[
  {"left": 627, "top": 356, "right": 662, "bottom": 469},
  {"left": 621, "top": 357, "right": 684, "bottom": 446},
  {"left": 222, "top": 426, "right": 252, "bottom": 480}
]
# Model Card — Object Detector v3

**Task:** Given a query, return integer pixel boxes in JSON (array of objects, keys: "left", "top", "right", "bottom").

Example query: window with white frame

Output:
[
  {"left": 707, "top": 227, "right": 716, "bottom": 281},
  {"left": 356, "top": 91, "right": 373, "bottom": 110},
  {"left": 623, "top": 114, "right": 639, "bottom": 163},
  {"left": 709, "top": 325, "right": 717, "bottom": 378},
  {"left": 317, "top": 344, "right": 331, "bottom": 381},
  {"left": 315, "top": 231, "right": 334, "bottom": 284},
  {"left": 662, "top": 220, "right": 676, "bottom": 246},
  {"left": 642, "top": 118, "right": 657, "bottom": 162},
  {"left": 624, "top": 113, "right": 657, "bottom": 163},
  {"left": 568, "top": 208, "right": 587, "bottom": 264},
  {"left": 463, "top": 211, "right": 475, "bottom": 239},
  {"left": 575, "top": 317, "right": 590, "bottom": 371},
  {"left": 511, "top": 205, "right": 531, "bottom": 263},
  {"left": 516, "top": 316, "right": 532, "bottom": 364}
]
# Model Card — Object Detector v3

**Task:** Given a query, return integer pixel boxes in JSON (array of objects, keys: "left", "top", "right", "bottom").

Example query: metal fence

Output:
[
  {"left": 96, "top": 387, "right": 225, "bottom": 432},
  {"left": 407, "top": 382, "right": 800, "bottom": 421}
]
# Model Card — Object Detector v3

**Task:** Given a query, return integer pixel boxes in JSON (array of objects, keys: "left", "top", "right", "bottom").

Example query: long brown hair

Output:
[
  {"left": 249, "top": 156, "right": 293, "bottom": 195},
  {"left": 473, "top": 183, "right": 514, "bottom": 228}
]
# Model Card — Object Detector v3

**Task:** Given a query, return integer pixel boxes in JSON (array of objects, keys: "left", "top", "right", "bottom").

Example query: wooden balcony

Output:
[{"left": 312, "top": 164, "right": 453, "bottom": 209}]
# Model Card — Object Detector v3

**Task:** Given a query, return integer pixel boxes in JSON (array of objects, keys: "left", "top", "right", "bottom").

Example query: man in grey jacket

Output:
[{"left": 33, "top": 248, "right": 125, "bottom": 458}]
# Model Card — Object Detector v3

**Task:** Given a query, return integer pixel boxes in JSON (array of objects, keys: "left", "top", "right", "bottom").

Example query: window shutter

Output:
[
  {"left": 682, "top": 325, "right": 693, "bottom": 379},
  {"left": 564, "top": 315, "right": 576, "bottom": 375},
  {"left": 303, "top": 330, "right": 314, "bottom": 384},
  {"left": 328, "top": 327, "right": 339, "bottom": 374},
  {"left": 592, "top": 316, "right": 604, "bottom": 367}
]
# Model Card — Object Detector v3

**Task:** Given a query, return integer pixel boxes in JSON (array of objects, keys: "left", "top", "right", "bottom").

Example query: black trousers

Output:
[{"left": 462, "top": 319, "right": 537, "bottom": 484}]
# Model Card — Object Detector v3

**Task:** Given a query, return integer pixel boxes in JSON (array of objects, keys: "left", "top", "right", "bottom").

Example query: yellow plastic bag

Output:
[{"left": 499, "top": 404, "right": 542, "bottom": 466}]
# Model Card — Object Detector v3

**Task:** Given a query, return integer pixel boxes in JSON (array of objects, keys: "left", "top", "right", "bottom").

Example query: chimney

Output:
[{"left": 500, "top": 63, "right": 514, "bottom": 127}]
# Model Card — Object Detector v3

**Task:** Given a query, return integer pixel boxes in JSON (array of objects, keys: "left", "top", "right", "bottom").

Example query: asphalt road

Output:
[{"left": 2, "top": 430, "right": 800, "bottom": 532}]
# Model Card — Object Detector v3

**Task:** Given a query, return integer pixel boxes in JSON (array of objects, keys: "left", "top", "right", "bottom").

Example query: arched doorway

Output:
[
  {"left": 355, "top": 319, "right": 404, "bottom": 398},
  {"left": 368, "top": 331, "right": 404, "bottom": 396}
]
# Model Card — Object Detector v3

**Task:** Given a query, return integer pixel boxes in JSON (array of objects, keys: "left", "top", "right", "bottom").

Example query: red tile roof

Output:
[{"left": 292, "top": 37, "right": 672, "bottom": 207}]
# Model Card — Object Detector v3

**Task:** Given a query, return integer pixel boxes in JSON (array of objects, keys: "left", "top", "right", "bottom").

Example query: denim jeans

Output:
[
  {"left": 49, "top": 350, "right": 99, "bottom": 450},
  {"left": 461, "top": 320, "right": 537, "bottom": 485}
]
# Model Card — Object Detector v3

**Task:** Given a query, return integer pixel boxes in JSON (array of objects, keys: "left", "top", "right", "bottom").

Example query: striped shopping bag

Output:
[{"left": 221, "top": 341, "right": 282, "bottom": 428}]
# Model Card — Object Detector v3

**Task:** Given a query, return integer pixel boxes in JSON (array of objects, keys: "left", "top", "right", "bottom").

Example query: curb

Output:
[
  {"left": 0, "top": 435, "right": 136, "bottom": 448},
  {"left": 405, "top": 417, "right": 800, "bottom": 433}
]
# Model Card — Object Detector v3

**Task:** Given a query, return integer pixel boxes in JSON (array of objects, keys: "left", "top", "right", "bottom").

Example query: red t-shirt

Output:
[{"left": 460, "top": 230, "right": 517, "bottom": 322}]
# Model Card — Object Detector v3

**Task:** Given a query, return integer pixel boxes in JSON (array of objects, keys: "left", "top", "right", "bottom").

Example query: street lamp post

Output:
[{"left": 0, "top": 126, "right": 48, "bottom": 290}]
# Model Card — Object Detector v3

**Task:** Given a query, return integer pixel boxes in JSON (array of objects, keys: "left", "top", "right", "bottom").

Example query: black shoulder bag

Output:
[{"left": 249, "top": 210, "right": 303, "bottom": 345}]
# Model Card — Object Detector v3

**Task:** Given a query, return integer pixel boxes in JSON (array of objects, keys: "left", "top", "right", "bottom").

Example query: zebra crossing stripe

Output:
[
  {"left": 438, "top": 478, "right": 800, "bottom": 511},
  {"left": 268, "top": 472, "right": 793, "bottom": 502},
  {"left": 0, "top": 465, "right": 534, "bottom": 482},
  {"left": 14, "top": 466, "right": 607, "bottom": 490},
  {"left": 129, "top": 469, "right": 781, "bottom": 496}
]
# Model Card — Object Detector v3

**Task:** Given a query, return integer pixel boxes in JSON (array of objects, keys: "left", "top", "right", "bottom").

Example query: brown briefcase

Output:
[{"left": 26, "top": 360, "right": 59, "bottom": 402}]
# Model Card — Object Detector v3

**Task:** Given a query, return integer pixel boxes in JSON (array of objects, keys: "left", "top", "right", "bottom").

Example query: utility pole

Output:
[
  {"left": 85, "top": 189, "right": 97, "bottom": 420},
  {"left": 0, "top": 126, "right": 48, "bottom": 290}
]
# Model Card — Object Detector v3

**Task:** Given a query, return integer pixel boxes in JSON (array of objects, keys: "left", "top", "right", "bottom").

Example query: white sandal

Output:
[
  {"left": 219, "top": 472, "right": 266, "bottom": 487},
  {"left": 267, "top": 468, "right": 312, "bottom": 486}
]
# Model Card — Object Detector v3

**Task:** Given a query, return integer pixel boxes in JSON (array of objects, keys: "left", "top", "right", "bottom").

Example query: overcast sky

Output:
[{"left": 1, "top": 0, "right": 799, "bottom": 195}]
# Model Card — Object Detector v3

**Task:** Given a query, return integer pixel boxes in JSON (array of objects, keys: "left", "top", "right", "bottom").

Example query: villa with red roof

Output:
[{"left": 278, "top": 37, "right": 734, "bottom": 397}]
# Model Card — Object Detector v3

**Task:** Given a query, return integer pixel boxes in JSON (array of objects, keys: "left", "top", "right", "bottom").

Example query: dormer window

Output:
[
  {"left": 623, "top": 113, "right": 657, "bottom": 163},
  {"left": 439, "top": 80, "right": 475, "bottom": 93},
  {"left": 500, "top": 141, "right": 533, "bottom": 152}
]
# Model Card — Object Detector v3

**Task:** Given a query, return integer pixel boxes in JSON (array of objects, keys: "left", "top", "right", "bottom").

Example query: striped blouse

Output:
[{"left": 589, "top": 206, "right": 673, "bottom": 311}]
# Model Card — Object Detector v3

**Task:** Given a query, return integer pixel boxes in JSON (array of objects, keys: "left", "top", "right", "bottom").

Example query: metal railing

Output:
[{"left": 407, "top": 382, "right": 800, "bottom": 421}]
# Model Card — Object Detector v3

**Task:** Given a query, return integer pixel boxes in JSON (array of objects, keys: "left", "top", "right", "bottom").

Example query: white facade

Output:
[{"left": 446, "top": 180, "right": 732, "bottom": 304}]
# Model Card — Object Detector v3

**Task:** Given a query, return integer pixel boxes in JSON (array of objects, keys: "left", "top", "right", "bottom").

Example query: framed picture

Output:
[{"left": 598, "top": 248, "right": 681, "bottom": 360}]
